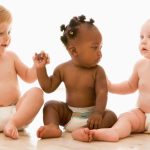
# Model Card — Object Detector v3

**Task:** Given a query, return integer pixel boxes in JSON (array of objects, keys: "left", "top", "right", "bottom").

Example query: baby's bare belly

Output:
[
  {"left": 138, "top": 93, "right": 150, "bottom": 113},
  {"left": 0, "top": 83, "right": 20, "bottom": 106}
]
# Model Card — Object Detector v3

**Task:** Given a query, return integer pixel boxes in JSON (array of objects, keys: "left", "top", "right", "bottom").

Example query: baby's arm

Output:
[
  {"left": 12, "top": 51, "right": 37, "bottom": 82},
  {"left": 87, "top": 66, "right": 107, "bottom": 129},
  {"left": 34, "top": 51, "right": 62, "bottom": 93},
  {"left": 108, "top": 62, "right": 139, "bottom": 94}
]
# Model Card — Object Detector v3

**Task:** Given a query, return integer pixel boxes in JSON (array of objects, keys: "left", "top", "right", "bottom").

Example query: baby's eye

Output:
[
  {"left": 8, "top": 30, "right": 11, "bottom": 35},
  {"left": 91, "top": 46, "right": 98, "bottom": 50},
  {"left": 148, "top": 35, "right": 150, "bottom": 39},
  {"left": 0, "top": 32, "right": 4, "bottom": 36},
  {"left": 140, "top": 35, "right": 144, "bottom": 39}
]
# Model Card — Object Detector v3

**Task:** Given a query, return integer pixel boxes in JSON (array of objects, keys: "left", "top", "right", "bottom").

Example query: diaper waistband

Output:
[
  {"left": 68, "top": 106, "right": 95, "bottom": 113},
  {"left": 69, "top": 106, "right": 95, "bottom": 118},
  {"left": 0, "top": 105, "right": 16, "bottom": 111}
]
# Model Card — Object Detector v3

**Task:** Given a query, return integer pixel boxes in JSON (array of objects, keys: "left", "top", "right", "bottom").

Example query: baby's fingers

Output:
[{"left": 46, "top": 55, "right": 50, "bottom": 64}]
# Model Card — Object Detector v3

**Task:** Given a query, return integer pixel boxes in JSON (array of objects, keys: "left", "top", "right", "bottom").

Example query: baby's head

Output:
[
  {"left": 60, "top": 15, "right": 102, "bottom": 68},
  {"left": 0, "top": 5, "right": 12, "bottom": 24},
  {"left": 0, "top": 5, "right": 12, "bottom": 53},
  {"left": 139, "top": 19, "right": 150, "bottom": 59}
]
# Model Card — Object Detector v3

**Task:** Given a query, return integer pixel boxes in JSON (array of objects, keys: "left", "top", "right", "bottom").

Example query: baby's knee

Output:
[
  {"left": 105, "top": 110, "right": 117, "bottom": 124},
  {"left": 31, "top": 87, "right": 44, "bottom": 104},
  {"left": 43, "top": 100, "right": 63, "bottom": 113},
  {"left": 30, "top": 87, "right": 43, "bottom": 95},
  {"left": 108, "top": 110, "right": 117, "bottom": 121},
  {"left": 44, "top": 100, "right": 59, "bottom": 108}
]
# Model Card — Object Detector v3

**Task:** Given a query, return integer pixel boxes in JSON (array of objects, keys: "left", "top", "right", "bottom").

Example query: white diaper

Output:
[
  {"left": 145, "top": 113, "right": 150, "bottom": 133},
  {"left": 0, "top": 105, "right": 16, "bottom": 131},
  {"left": 64, "top": 106, "right": 95, "bottom": 132}
]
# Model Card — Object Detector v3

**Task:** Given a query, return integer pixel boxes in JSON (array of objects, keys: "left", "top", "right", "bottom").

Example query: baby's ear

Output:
[{"left": 68, "top": 46, "right": 78, "bottom": 56}]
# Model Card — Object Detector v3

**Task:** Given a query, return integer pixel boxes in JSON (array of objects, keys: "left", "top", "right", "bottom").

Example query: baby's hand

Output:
[
  {"left": 33, "top": 51, "right": 49, "bottom": 68},
  {"left": 87, "top": 112, "right": 102, "bottom": 129}
]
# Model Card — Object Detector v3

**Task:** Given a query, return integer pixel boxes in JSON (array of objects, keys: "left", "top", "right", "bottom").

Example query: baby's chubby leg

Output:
[
  {"left": 72, "top": 110, "right": 117, "bottom": 142},
  {"left": 91, "top": 109, "right": 145, "bottom": 142},
  {"left": 91, "top": 117, "right": 130, "bottom": 142},
  {"left": 37, "top": 100, "right": 72, "bottom": 139},
  {"left": 4, "top": 87, "right": 43, "bottom": 139}
]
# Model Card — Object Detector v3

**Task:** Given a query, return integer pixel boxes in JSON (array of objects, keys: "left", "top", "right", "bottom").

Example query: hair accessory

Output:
[{"left": 69, "top": 31, "right": 74, "bottom": 35}]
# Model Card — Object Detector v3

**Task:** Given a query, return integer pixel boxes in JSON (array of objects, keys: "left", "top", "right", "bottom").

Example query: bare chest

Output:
[
  {"left": 138, "top": 63, "right": 150, "bottom": 91},
  {"left": 63, "top": 68, "right": 95, "bottom": 90},
  {"left": 0, "top": 58, "right": 16, "bottom": 80}
]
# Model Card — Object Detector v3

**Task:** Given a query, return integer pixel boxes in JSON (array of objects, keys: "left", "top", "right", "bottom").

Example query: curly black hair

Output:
[{"left": 60, "top": 15, "right": 95, "bottom": 47}]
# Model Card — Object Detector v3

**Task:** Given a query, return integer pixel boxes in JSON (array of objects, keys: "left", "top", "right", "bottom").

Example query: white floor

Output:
[
  {"left": 1, "top": 89, "right": 150, "bottom": 150},
  {"left": 1, "top": 127, "right": 150, "bottom": 150}
]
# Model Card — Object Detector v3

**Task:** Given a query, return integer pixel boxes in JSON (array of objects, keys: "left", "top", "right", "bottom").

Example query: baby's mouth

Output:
[
  {"left": 141, "top": 47, "right": 148, "bottom": 52},
  {"left": 1, "top": 44, "right": 7, "bottom": 47}
]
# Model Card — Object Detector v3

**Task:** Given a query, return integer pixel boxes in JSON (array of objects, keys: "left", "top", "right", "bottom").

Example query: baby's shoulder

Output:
[
  {"left": 89, "top": 65, "right": 106, "bottom": 77},
  {"left": 4, "top": 50, "right": 17, "bottom": 59},
  {"left": 57, "top": 60, "right": 73, "bottom": 68},
  {"left": 55, "top": 61, "right": 68, "bottom": 69},
  {"left": 95, "top": 65, "right": 105, "bottom": 72},
  {"left": 54, "top": 61, "right": 69, "bottom": 73},
  {"left": 133, "top": 59, "right": 149, "bottom": 72},
  {"left": 135, "top": 59, "right": 147, "bottom": 67}
]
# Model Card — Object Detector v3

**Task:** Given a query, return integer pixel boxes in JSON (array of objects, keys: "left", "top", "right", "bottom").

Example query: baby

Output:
[
  {"left": 34, "top": 15, "right": 117, "bottom": 139},
  {"left": 0, "top": 5, "right": 44, "bottom": 139},
  {"left": 72, "top": 19, "right": 150, "bottom": 142}
]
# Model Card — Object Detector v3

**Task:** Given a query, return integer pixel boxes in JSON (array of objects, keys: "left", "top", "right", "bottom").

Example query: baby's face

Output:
[
  {"left": 74, "top": 24, "right": 102, "bottom": 68},
  {"left": 0, "top": 22, "right": 11, "bottom": 54},
  {"left": 139, "top": 20, "right": 150, "bottom": 59}
]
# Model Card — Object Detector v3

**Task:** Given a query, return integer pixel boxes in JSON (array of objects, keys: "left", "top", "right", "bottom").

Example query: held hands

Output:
[
  {"left": 87, "top": 111, "right": 103, "bottom": 129},
  {"left": 33, "top": 51, "right": 49, "bottom": 68}
]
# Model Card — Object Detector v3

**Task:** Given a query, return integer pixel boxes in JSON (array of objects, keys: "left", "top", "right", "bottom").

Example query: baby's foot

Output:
[
  {"left": 4, "top": 121, "right": 19, "bottom": 139},
  {"left": 72, "top": 128, "right": 94, "bottom": 142},
  {"left": 37, "top": 124, "right": 62, "bottom": 139},
  {"left": 91, "top": 128, "right": 119, "bottom": 142}
]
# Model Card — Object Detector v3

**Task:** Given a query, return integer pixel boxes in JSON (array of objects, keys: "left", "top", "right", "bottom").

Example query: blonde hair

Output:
[{"left": 0, "top": 5, "right": 12, "bottom": 24}]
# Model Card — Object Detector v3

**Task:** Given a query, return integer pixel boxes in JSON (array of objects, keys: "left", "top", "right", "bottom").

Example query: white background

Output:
[{"left": 1, "top": 0, "right": 150, "bottom": 115}]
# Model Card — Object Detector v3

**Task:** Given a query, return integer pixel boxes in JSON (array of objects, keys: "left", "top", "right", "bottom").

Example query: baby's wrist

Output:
[{"left": 93, "top": 110, "right": 103, "bottom": 115}]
